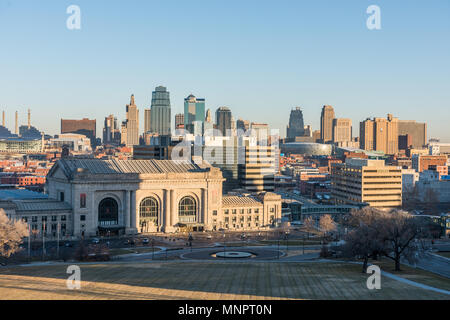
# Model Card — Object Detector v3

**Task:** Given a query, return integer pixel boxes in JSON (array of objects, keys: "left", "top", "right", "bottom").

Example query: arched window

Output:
[
  {"left": 139, "top": 197, "right": 158, "bottom": 232},
  {"left": 178, "top": 196, "right": 196, "bottom": 223},
  {"left": 98, "top": 198, "right": 118, "bottom": 227}
]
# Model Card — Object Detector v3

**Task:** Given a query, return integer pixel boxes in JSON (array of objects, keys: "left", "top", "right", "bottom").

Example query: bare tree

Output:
[
  {"left": 379, "top": 209, "right": 426, "bottom": 271},
  {"left": 303, "top": 216, "right": 315, "bottom": 238},
  {"left": 0, "top": 211, "right": 29, "bottom": 264},
  {"left": 342, "top": 208, "right": 385, "bottom": 272},
  {"left": 319, "top": 214, "right": 337, "bottom": 241}
]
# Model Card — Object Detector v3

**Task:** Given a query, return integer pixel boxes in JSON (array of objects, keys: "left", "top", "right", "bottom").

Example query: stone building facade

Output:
[{"left": 0, "top": 159, "right": 282, "bottom": 239}]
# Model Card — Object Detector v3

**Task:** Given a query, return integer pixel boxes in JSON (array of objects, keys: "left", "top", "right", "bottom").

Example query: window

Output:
[
  {"left": 247, "top": 209, "right": 252, "bottom": 214},
  {"left": 32, "top": 216, "right": 37, "bottom": 223},
  {"left": 80, "top": 215, "right": 86, "bottom": 221},
  {"left": 212, "top": 210, "right": 217, "bottom": 216},
  {"left": 80, "top": 194, "right": 86, "bottom": 208},
  {"left": 42, "top": 216, "right": 47, "bottom": 222},
  {"left": 61, "top": 215, "right": 66, "bottom": 221},
  {"left": 22, "top": 217, "right": 28, "bottom": 223},
  {"left": 224, "top": 209, "right": 229, "bottom": 215},
  {"left": 254, "top": 209, "right": 259, "bottom": 214},
  {"left": 51, "top": 216, "right": 57, "bottom": 222},
  {"left": 232, "top": 209, "right": 237, "bottom": 214},
  {"left": 139, "top": 197, "right": 159, "bottom": 232},
  {"left": 178, "top": 196, "right": 197, "bottom": 223},
  {"left": 240, "top": 209, "right": 244, "bottom": 214},
  {"left": 59, "top": 192, "right": 65, "bottom": 202}
]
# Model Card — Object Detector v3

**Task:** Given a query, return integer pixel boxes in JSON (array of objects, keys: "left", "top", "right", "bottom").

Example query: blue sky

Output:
[{"left": 0, "top": 0, "right": 449, "bottom": 141}]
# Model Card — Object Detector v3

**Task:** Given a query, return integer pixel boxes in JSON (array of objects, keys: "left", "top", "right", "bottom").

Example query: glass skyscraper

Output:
[
  {"left": 184, "top": 94, "right": 205, "bottom": 135},
  {"left": 150, "top": 86, "right": 171, "bottom": 135}
]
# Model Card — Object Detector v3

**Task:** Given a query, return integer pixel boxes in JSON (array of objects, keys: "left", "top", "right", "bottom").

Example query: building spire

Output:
[{"left": 130, "top": 94, "right": 135, "bottom": 105}]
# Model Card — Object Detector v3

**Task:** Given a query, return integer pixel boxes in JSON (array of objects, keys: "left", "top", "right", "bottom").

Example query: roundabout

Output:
[
  {"left": 213, "top": 251, "right": 255, "bottom": 259},
  {"left": 180, "top": 247, "right": 285, "bottom": 260}
]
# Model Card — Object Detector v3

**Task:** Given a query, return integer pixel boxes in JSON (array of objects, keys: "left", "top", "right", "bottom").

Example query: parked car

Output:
[
  {"left": 92, "top": 238, "right": 100, "bottom": 244},
  {"left": 206, "top": 234, "right": 212, "bottom": 240},
  {"left": 64, "top": 242, "right": 73, "bottom": 247},
  {"left": 142, "top": 238, "right": 150, "bottom": 245}
]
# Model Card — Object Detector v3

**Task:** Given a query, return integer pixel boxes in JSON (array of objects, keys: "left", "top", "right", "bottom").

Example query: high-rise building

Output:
[
  {"left": 175, "top": 113, "right": 184, "bottom": 129},
  {"left": 216, "top": 107, "right": 232, "bottom": 136},
  {"left": 144, "top": 108, "right": 151, "bottom": 133},
  {"left": 150, "top": 86, "right": 171, "bottom": 135},
  {"left": 123, "top": 94, "right": 139, "bottom": 146},
  {"left": 184, "top": 94, "right": 205, "bottom": 135},
  {"left": 203, "top": 109, "right": 214, "bottom": 133},
  {"left": 236, "top": 118, "right": 250, "bottom": 132},
  {"left": 61, "top": 118, "right": 97, "bottom": 147},
  {"left": 398, "top": 120, "right": 427, "bottom": 149},
  {"left": 412, "top": 154, "right": 448, "bottom": 172},
  {"left": 320, "top": 105, "right": 335, "bottom": 143},
  {"left": 286, "top": 107, "right": 305, "bottom": 139},
  {"left": 332, "top": 118, "right": 352, "bottom": 144},
  {"left": 250, "top": 123, "right": 270, "bottom": 145},
  {"left": 360, "top": 114, "right": 398, "bottom": 155},
  {"left": 103, "top": 114, "right": 121, "bottom": 145},
  {"left": 331, "top": 158, "right": 402, "bottom": 208},
  {"left": 239, "top": 145, "right": 277, "bottom": 192}
]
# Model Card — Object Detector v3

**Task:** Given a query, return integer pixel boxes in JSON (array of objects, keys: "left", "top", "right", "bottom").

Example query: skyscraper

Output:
[
  {"left": 332, "top": 118, "right": 352, "bottom": 144},
  {"left": 215, "top": 107, "right": 232, "bottom": 136},
  {"left": 103, "top": 114, "right": 121, "bottom": 145},
  {"left": 144, "top": 108, "right": 151, "bottom": 133},
  {"left": 360, "top": 114, "right": 398, "bottom": 155},
  {"left": 184, "top": 94, "right": 205, "bottom": 135},
  {"left": 123, "top": 94, "right": 139, "bottom": 146},
  {"left": 398, "top": 120, "right": 427, "bottom": 149},
  {"left": 320, "top": 105, "right": 335, "bottom": 143},
  {"left": 236, "top": 118, "right": 250, "bottom": 132},
  {"left": 175, "top": 113, "right": 184, "bottom": 129},
  {"left": 286, "top": 107, "right": 305, "bottom": 139},
  {"left": 150, "top": 86, "right": 171, "bottom": 135}
]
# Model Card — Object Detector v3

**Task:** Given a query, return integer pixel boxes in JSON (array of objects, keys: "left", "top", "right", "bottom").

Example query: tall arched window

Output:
[
  {"left": 98, "top": 198, "right": 118, "bottom": 227},
  {"left": 178, "top": 196, "right": 196, "bottom": 223},
  {"left": 139, "top": 197, "right": 158, "bottom": 232}
]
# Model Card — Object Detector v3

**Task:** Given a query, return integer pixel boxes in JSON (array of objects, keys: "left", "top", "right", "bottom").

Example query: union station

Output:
[{"left": 0, "top": 159, "right": 282, "bottom": 238}]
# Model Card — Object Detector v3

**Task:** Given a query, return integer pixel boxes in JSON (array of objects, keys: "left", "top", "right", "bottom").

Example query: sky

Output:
[{"left": 0, "top": 0, "right": 449, "bottom": 141}]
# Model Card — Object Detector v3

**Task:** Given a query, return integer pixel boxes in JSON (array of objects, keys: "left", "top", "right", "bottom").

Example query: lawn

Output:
[{"left": 0, "top": 261, "right": 448, "bottom": 300}]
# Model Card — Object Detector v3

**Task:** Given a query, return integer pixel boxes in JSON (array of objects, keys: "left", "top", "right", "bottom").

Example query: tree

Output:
[
  {"left": 378, "top": 210, "right": 427, "bottom": 271},
  {"left": 303, "top": 216, "right": 315, "bottom": 238},
  {"left": 319, "top": 214, "right": 337, "bottom": 241},
  {"left": 342, "top": 208, "right": 385, "bottom": 272},
  {"left": 0, "top": 211, "right": 29, "bottom": 264}
]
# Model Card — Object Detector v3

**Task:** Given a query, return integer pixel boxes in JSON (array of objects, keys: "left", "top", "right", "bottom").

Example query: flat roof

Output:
[{"left": 0, "top": 189, "right": 48, "bottom": 200}]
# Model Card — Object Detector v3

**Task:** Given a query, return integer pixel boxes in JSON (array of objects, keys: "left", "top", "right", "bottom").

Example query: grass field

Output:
[{"left": 0, "top": 261, "right": 448, "bottom": 300}]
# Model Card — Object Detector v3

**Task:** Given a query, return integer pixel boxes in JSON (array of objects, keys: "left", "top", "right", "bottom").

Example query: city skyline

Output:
[{"left": 0, "top": 1, "right": 449, "bottom": 141}]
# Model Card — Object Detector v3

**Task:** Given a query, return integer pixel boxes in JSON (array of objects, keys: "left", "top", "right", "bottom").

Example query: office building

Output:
[
  {"left": 332, "top": 118, "right": 352, "bottom": 144},
  {"left": 150, "top": 86, "right": 171, "bottom": 135},
  {"left": 286, "top": 107, "right": 305, "bottom": 139},
  {"left": 412, "top": 155, "right": 448, "bottom": 172},
  {"left": 216, "top": 107, "right": 232, "bottom": 136},
  {"left": 398, "top": 120, "right": 427, "bottom": 149},
  {"left": 144, "top": 108, "right": 151, "bottom": 133},
  {"left": 103, "top": 115, "right": 121, "bottom": 145},
  {"left": 320, "top": 105, "right": 335, "bottom": 143},
  {"left": 61, "top": 118, "right": 97, "bottom": 148},
  {"left": 122, "top": 95, "right": 139, "bottom": 146},
  {"left": 236, "top": 118, "right": 250, "bottom": 132},
  {"left": 331, "top": 159, "right": 402, "bottom": 208},
  {"left": 360, "top": 114, "right": 398, "bottom": 155},
  {"left": 175, "top": 113, "right": 184, "bottom": 129},
  {"left": 239, "top": 145, "right": 277, "bottom": 192},
  {"left": 184, "top": 94, "right": 205, "bottom": 134}
]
